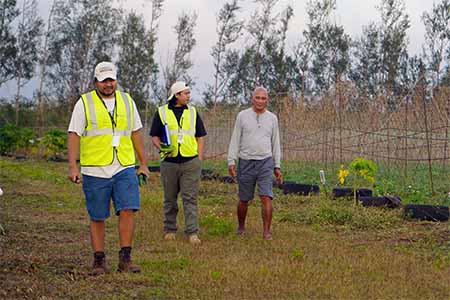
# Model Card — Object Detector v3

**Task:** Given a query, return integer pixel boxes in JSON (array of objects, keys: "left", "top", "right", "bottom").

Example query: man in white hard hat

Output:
[
  {"left": 67, "top": 61, "right": 150, "bottom": 275},
  {"left": 149, "top": 81, "right": 206, "bottom": 244}
]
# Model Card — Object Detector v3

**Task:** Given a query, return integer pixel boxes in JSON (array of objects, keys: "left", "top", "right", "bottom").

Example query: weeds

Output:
[
  {"left": 275, "top": 194, "right": 402, "bottom": 231},
  {"left": 199, "top": 214, "right": 234, "bottom": 237}
]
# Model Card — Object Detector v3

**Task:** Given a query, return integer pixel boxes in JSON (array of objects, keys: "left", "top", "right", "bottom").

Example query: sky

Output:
[{"left": 0, "top": 0, "right": 438, "bottom": 102}]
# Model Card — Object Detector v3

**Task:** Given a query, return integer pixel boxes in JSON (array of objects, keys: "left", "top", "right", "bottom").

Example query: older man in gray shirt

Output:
[{"left": 228, "top": 86, "right": 282, "bottom": 240}]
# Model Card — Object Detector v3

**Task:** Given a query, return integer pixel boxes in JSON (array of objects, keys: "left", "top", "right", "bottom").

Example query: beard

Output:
[{"left": 98, "top": 88, "right": 115, "bottom": 97}]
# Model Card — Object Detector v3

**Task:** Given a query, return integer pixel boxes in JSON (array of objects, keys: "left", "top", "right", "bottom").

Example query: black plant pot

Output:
[
  {"left": 403, "top": 204, "right": 449, "bottom": 222},
  {"left": 273, "top": 180, "right": 297, "bottom": 189},
  {"left": 332, "top": 187, "right": 373, "bottom": 199},
  {"left": 201, "top": 168, "right": 220, "bottom": 180},
  {"left": 220, "top": 176, "right": 236, "bottom": 184},
  {"left": 281, "top": 183, "right": 320, "bottom": 196},
  {"left": 359, "top": 195, "right": 402, "bottom": 208},
  {"left": 148, "top": 166, "right": 160, "bottom": 172}
]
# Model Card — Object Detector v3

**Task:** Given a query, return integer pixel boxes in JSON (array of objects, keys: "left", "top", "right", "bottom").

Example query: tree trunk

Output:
[
  {"left": 37, "top": 0, "right": 55, "bottom": 133},
  {"left": 15, "top": 75, "right": 22, "bottom": 126}
]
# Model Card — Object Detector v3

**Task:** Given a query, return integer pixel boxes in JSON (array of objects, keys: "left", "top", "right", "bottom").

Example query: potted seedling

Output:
[
  {"left": 348, "top": 157, "right": 377, "bottom": 205},
  {"left": 335, "top": 158, "right": 377, "bottom": 205}
]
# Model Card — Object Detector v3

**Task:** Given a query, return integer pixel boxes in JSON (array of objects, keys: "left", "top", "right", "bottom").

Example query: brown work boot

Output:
[
  {"left": 90, "top": 252, "right": 108, "bottom": 276},
  {"left": 118, "top": 248, "right": 141, "bottom": 273}
]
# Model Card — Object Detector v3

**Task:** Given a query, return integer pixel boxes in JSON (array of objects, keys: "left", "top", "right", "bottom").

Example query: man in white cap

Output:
[
  {"left": 149, "top": 81, "right": 206, "bottom": 244},
  {"left": 67, "top": 61, "right": 150, "bottom": 275}
]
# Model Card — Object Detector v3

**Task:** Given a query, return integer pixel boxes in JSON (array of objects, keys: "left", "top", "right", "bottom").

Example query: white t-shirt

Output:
[{"left": 68, "top": 94, "right": 143, "bottom": 178}]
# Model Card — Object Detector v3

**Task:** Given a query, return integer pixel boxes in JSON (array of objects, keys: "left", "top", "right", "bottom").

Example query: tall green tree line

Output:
[{"left": 0, "top": 0, "right": 450, "bottom": 127}]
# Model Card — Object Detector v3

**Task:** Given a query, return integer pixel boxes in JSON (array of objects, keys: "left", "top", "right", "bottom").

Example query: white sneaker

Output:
[
  {"left": 164, "top": 233, "right": 176, "bottom": 241},
  {"left": 188, "top": 234, "right": 201, "bottom": 245}
]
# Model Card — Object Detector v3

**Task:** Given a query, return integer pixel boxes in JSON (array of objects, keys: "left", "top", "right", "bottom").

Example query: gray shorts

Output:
[{"left": 237, "top": 157, "right": 274, "bottom": 201}]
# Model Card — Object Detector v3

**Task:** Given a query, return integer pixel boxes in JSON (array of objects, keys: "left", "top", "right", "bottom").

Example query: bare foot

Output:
[
  {"left": 263, "top": 233, "right": 272, "bottom": 240},
  {"left": 237, "top": 228, "right": 246, "bottom": 236}
]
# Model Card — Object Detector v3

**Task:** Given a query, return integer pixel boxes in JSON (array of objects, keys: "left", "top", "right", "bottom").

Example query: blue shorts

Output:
[
  {"left": 82, "top": 167, "right": 140, "bottom": 221},
  {"left": 237, "top": 157, "right": 274, "bottom": 201}
]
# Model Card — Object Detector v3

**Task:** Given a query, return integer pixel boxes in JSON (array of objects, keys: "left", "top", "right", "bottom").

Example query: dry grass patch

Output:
[{"left": 1, "top": 157, "right": 449, "bottom": 300}]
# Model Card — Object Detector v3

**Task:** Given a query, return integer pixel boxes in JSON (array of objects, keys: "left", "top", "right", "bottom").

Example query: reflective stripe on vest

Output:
[
  {"left": 80, "top": 90, "right": 135, "bottom": 166},
  {"left": 158, "top": 104, "right": 198, "bottom": 157}
]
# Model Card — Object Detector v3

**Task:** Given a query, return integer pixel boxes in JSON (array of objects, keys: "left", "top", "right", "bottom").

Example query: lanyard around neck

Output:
[{"left": 96, "top": 90, "right": 117, "bottom": 128}]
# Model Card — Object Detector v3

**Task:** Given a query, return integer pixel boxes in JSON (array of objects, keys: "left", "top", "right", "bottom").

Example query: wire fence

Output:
[{"left": 167, "top": 83, "right": 450, "bottom": 196}]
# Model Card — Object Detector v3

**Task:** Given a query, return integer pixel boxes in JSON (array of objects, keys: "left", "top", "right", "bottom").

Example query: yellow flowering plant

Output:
[
  {"left": 349, "top": 157, "right": 377, "bottom": 184},
  {"left": 338, "top": 165, "right": 349, "bottom": 185},
  {"left": 337, "top": 157, "right": 377, "bottom": 205}
]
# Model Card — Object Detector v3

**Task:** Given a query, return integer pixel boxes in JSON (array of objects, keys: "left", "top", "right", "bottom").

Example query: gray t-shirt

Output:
[{"left": 227, "top": 107, "right": 281, "bottom": 168}]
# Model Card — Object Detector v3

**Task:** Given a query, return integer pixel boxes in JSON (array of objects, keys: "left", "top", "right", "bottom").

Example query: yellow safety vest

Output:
[
  {"left": 80, "top": 90, "right": 135, "bottom": 166},
  {"left": 158, "top": 104, "right": 198, "bottom": 158}
]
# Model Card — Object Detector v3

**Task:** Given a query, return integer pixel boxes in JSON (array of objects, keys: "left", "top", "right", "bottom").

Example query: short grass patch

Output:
[{"left": 199, "top": 213, "right": 234, "bottom": 237}]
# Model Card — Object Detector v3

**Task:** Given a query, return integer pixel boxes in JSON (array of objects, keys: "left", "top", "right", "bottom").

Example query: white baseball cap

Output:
[
  {"left": 168, "top": 81, "right": 189, "bottom": 100},
  {"left": 94, "top": 61, "right": 117, "bottom": 81}
]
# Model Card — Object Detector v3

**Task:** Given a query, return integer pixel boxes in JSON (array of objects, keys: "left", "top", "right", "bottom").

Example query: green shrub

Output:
[
  {"left": 0, "top": 124, "right": 35, "bottom": 155},
  {"left": 40, "top": 128, "right": 67, "bottom": 158},
  {"left": 0, "top": 124, "right": 16, "bottom": 154}
]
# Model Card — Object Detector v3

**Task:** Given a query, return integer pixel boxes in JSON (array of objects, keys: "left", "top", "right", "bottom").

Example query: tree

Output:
[
  {"left": 143, "top": 0, "right": 164, "bottom": 128},
  {"left": 162, "top": 11, "right": 197, "bottom": 99},
  {"left": 350, "top": 0, "right": 410, "bottom": 107},
  {"left": 398, "top": 53, "right": 423, "bottom": 95},
  {"left": 247, "top": 0, "right": 279, "bottom": 85},
  {"left": 227, "top": 0, "right": 297, "bottom": 104},
  {"left": 350, "top": 23, "right": 382, "bottom": 99},
  {"left": 46, "top": 0, "right": 121, "bottom": 116},
  {"left": 117, "top": 12, "right": 156, "bottom": 113},
  {"left": 263, "top": 5, "right": 300, "bottom": 99},
  {"left": 227, "top": 0, "right": 280, "bottom": 104},
  {"left": 204, "top": 0, "right": 243, "bottom": 108},
  {"left": 293, "top": 37, "right": 311, "bottom": 105},
  {"left": 303, "top": 0, "right": 351, "bottom": 94},
  {"left": 0, "top": 0, "right": 19, "bottom": 86},
  {"left": 422, "top": 0, "right": 450, "bottom": 90},
  {"left": 377, "top": 0, "right": 410, "bottom": 96},
  {"left": 227, "top": 48, "right": 257, "bottom": 104},
  {"left": 36, "top": 0, "right": 57, "bottom": 130},
  {"left": 13, "top": 0, "right": 43, "bottom": 125}
]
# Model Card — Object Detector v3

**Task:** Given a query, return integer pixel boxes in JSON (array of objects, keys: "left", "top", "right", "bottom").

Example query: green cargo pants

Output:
[{"left": 160, "top": 157, "right": 201, "bottom": 235}]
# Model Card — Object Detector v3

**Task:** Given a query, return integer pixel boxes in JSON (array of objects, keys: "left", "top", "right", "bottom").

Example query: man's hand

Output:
[
  {"left": 159, "top": 143, "right": 175, "bottom": 160},
  {"left": 68, "top": 165, "right": 81, "bottom": 184},
  {"left": 136, "top": 165, "right": 150, "bottom": 186},
  {"left": 274, "top": 167, "right": 282, "bottom": 185},
  {"left": 136, "top": 164, "right": 150, "bottom": 178},
  {"left": 228, "top": 165, "right": 236, "bottom": 178},
  {"left": 159, "top": 143, "right": 175, "bottom": 153}
]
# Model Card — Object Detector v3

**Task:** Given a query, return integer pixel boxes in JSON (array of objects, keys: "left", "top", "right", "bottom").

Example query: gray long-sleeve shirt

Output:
[{"left": 227, "top": 107, "right": 281, "bottom": 168}]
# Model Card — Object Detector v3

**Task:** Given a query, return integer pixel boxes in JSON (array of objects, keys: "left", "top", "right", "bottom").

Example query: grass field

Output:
[{"left": 0, "top": 157, "right": 449, "bottom": 300}]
